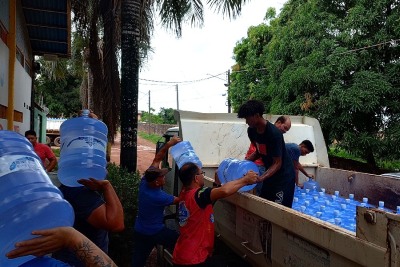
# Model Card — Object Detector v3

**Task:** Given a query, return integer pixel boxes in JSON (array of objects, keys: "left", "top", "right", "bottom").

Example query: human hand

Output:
[
  {"left": 169, "top": 136, "right": 181, "bottom": 146},
  {"left": 308, "top": 174, "right": 315, "bottom": 179},
  {"left": 78, "top": 178, "right": 111, "bottom": 192},
  {"left": 6, "top": 227, "right": 79, "bottom": 258},
  {"left": 296, "top": 183, "right": 304, "bottom": 189},
  {"left": 243, "top": 170, "right": 258, "bottom": 184}
]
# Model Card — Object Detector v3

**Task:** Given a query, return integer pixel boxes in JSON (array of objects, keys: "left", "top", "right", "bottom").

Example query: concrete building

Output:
[{"left": 0, "top": 0, "right": 70, "bottom": 142}]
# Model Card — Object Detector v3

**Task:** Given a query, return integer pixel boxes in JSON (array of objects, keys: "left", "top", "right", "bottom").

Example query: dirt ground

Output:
[{"left": 109, "top": 133, "right": 156, "bottom": 175}]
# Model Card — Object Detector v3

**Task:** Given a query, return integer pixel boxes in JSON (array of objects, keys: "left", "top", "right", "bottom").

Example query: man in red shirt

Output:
[
  {"left": 25, "top": 130, "right": 57, "bottom": 172},
  {"left": 172, "top": 162, "right": 257, "bottom": 266}
]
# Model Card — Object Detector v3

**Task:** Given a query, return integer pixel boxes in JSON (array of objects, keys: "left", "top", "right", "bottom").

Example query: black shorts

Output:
[{"left": 260, "top": 175, "right": 295, "bottom": 208}]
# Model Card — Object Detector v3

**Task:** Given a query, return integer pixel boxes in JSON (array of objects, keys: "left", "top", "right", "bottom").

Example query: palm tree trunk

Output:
[{"left": 120, "top": 0, "right": 140, "bottom": 172}]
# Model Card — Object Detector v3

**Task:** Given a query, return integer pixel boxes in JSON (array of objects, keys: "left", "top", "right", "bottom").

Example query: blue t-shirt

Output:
[
  {"left": 286, "top": 143, "right": 301, "bottom": 162},
  {"left": 53, "top": 185, "right": 107, "bottom": 267},
  {"left": 134, "top": 176, "right": 175, "bottom": 235}
]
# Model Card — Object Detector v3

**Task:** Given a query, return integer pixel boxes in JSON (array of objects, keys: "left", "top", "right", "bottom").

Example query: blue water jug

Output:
[
  {"left": 58, "top": 110, "right": 108, "bottom": 187},
  {"left": 170, "top": 141, "right": 202, "bottom": 169},
  {"left": 303, "top": 177, "right": 321, "bottom": 192},
  {"left": 0, "top": 130, "right": 74, "bottom": 267},
  {"left": 217, "top": 158, "right": 258, "bottom": 192}
]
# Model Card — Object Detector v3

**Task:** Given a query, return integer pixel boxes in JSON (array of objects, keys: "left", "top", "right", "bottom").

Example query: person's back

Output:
[
  {"left": 53, "top": 185, "right": 109, "bottom": 266},
  {"left": 174, "top": 187, "right": 214, "bottom": 265}
]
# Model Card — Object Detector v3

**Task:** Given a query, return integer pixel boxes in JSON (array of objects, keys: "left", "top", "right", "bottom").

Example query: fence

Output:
[{"left": 138, "top": 123, "right": 177, "bottom": 136}]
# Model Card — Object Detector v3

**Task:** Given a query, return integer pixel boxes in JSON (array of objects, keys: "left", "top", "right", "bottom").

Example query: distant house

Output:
[{"left": 0, "top": 0, "right": 70, "bottom": 142}]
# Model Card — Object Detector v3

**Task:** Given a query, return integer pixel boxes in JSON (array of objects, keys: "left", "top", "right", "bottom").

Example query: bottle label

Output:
[
  {"left": 0, "top": 155, "right": 44, "bottom": 178},
  {"left": 62, "top": 136, "right": 106, "bottom": 152}
]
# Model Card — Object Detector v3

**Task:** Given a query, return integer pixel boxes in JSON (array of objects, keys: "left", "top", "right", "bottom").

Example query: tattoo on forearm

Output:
[{"left": 74, "top": 240, "right": 116, "bottom": 267}]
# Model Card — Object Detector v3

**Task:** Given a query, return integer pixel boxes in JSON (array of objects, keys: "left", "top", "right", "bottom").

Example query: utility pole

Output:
[
  {"left": 227, "top": 70, "right": 231, "bottom": 113},
  {"left": 148, "top": 90, "right": 151, "bottom": 133},
  {"left": 176, "top": 84, "right": 179, "bottom": 110}
]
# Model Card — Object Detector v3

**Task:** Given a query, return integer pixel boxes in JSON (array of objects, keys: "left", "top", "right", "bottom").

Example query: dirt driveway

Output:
[{"left": 109, "top": 133, "right": 156, "bottom": 174}]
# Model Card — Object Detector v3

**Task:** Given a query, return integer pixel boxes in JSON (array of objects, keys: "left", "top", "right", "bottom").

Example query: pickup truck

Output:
[{"left": 160, "top": 110, "right": 400, "bottom": 267}]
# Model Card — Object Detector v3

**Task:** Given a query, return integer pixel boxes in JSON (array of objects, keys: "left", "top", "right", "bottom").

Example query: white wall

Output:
[{"left": 13, "top": 61, "right": 32, "bottom": 133}]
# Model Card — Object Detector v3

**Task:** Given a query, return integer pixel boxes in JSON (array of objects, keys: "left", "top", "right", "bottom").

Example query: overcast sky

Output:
[{"left": 138, "top": 0, "right": 285, "bottom": 114}]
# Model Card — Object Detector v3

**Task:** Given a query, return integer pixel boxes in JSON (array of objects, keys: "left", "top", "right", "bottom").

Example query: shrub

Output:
[{"left": 107, "top": 163, "right": 141, "bottom": 267}]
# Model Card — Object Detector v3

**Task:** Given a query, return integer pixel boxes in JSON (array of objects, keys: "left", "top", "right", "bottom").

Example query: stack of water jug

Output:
[
  {"left": 0, "top": 130, "right": 74, "bottom": 266},
  {"left": 58, "top": 109, "right": 108, "bottom": 187},
  {"left": 292, "top": 178, "right": 399, "bottom": 232}
]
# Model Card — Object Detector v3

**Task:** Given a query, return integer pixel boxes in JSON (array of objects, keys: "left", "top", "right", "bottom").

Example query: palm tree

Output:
[{"left": 120, "top": 0, "right": 249, "bottom": 171}]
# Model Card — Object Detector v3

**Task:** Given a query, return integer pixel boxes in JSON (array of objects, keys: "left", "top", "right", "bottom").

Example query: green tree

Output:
[
  {"left": 159, "top": 107, "right": 177, "bottom": 124},
  {"left": 141, "top": 109, "right": 163, "bottom": 124},
  {"left": 231, "top": 0, "right": 400, "bottom": 166}
]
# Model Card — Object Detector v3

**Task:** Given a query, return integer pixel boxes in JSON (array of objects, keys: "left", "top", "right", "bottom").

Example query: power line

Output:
[
  {"left": 139, "top": 71, "right": 226, "bottom": 85},
  {"left": 331, "top": 39, "right": 399, "bottom": 56}
]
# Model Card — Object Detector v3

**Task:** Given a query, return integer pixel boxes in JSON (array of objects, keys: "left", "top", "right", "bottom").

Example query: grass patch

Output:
[
  {"left": 138, "top": 131, "right": 162, "bottom": 144},
  {"left": 52, "top": 148, "right": 60, "bottom": 157}
]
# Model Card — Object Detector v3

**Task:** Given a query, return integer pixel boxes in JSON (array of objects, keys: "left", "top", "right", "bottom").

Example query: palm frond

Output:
[{"left": 206, "top": 0, "right": 246, "bottom": 19}]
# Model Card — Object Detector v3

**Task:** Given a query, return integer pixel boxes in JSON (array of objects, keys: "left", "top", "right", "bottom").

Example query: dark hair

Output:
[
  {"left": 179, "top": 162, "right": 199, "bottom": 187},
  {"left": 300, "top": 140, "right": 314, "bottom": 152},
  {"left": 25, "top": 130, "right": 37, "bottom": 137},
  {"left": 237, "top": 100, "right": 265, "bottom": 118},
  {"left": 275, "top": 115, "right": 288, "bottom": 124}
]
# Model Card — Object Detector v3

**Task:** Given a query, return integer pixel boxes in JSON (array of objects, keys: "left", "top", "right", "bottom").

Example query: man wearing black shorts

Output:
[{"left": 238, "top": 100, "right": 296, "bottom": 207}]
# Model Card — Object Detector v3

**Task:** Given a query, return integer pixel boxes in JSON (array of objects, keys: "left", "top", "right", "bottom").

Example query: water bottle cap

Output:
[
  {"left": 334, "top": 218, "right": 341, "bottom": 225},
  {"left": 301, "top": 193, "right": 306, "bottom": 198},
  {"left": 305, "top": 189, "right": 310, "bottom": 194},
  {"left": 319, "top": 192, "right": 324, "bottom": 197},
  {"left": 363, "top": 197, "right": 368, "bottom": 203},
  {"left": 360, "top": 203, "right": 366, "bottom": 207},
  {"left": 305, "top": 200, "right": 310, "bottom": 206},
  {"left": 334, "top": 190, "right": 339, "bottom": 196},
  {"left": 320, "top": 205, "right": 325, "bottom": 211},
  {"left": 321, "top": 188, "right": 326, "bottom": 193},
  {"left": 325, "top": 200, "right": 331, "bottom": 206},
  {"left": 293, "top": 197, "right": 298, "bottom": 202},
  {"left": 341, "top": 203, "right": 347, "bottom": 210},
  {"left": 397, "top": 206, "right": 400, "bottom": 213},
  {"left": 349, "top": 193, "right": 354, "bottom": 199},
  {"left": 316, "top": 212, "right": 322, "bottom": 218},
  {"left": 300, "top": 206, "right": 306, "bottom": 213},
  {"left": 332, "top": 195, "right": 337, "bottom": 201},
  {"left": 81, "top": 109, "right": 90, "bottom": 117},
  {"left": 334, "top": 210, "right": 340, "bottom": 216},
  {"left": 379, "top": 201, "right": 384, "bottom": 207},
  {"left": 345, "top": 199, "right": 350, "bottom": 204},
  {"left": 313, "top": 196, "right": 318, "bottom": 201}
]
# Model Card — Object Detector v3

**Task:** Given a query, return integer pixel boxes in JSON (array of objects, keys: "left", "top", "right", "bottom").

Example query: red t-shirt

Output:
[
  {"left": 173, "top": 187, "right": 214, "bottom": 265},
  {"left": 245, "top": 143, "right": 264, "bottom": 166},
  {"left": 33, "top": 142, "right": 56, "bottom": 167}
]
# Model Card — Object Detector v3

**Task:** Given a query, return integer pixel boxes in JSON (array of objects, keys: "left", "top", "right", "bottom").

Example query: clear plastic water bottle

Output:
[
  {"left": 0, "top": 130, "right": 74, "bottom": 266},
  {"left": 377, "top": 201, "right": 391, "bottom": 212},
  {"left": 217, "top": 158, "right": 258, "bottom": 192},
  {"left": 170, "top": 140, "right": 203, "bottom": 169},
  {"left": 397, "top": 206, "right": 400, "bottom": 214},
  {"left": 58, "top": 110, "right": 108, "bottom": 187}
]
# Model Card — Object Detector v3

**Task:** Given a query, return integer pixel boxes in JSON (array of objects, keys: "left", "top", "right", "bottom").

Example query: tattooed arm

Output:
[{"left": 6, "top": 227, "right": 117, "bottom": 267}]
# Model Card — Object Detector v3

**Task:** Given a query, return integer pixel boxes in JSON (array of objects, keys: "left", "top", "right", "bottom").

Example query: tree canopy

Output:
[{"left": 230, "top": 0, "right": 400, "bottom": 166}]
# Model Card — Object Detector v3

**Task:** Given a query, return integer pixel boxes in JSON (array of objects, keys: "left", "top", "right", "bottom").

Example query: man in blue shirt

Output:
[
  {"left": 285, "top": 140, "right": 315, "bottom": 188},
  {"left": 132, "top": 136, "right": 181, "bottom": 267}
]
